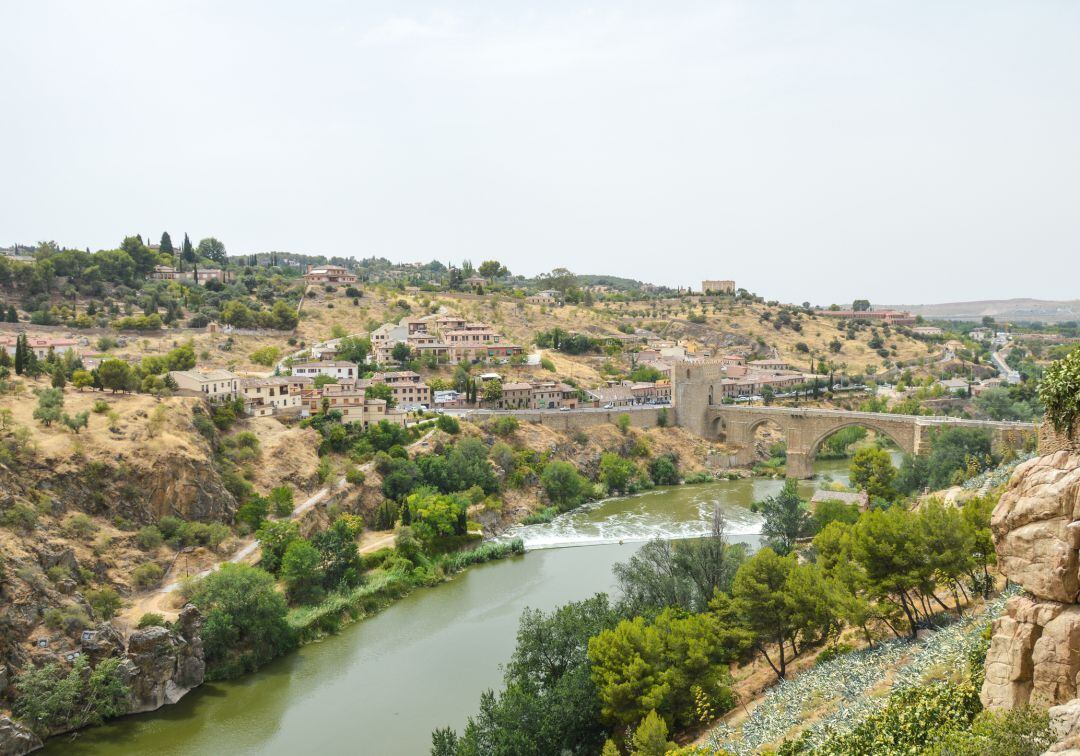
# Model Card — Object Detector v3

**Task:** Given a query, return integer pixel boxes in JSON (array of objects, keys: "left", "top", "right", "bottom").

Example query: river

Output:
[{"left": 48, "top": 456, "right": 870, "bottom": 756}]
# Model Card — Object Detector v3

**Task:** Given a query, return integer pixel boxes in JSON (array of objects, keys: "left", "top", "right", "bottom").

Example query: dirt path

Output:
[{"left": 119, "top": 428, "right": 435, "bottom": 627}]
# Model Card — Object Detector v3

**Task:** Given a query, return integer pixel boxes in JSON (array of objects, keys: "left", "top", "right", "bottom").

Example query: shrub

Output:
[
  {"left": 345, "top": 467, "right": 366, "bottom": 486},
  {"left": 489, "top": 416, "right": 519, "bottom": 437},
  {"left": 12, "top": 656, "right": 129, "bottom": 736},
  {"left": 1040, "top": 348, "right": 1080, "bottom": 436},
  {"left": 648, "top": 455, "right": 680, "bottom": 486},
  {"left": 615, "top": 413, "right": 631, "bottom": 434},
  {"left": 540, "top": 357, "right": 556, "bottom": 372},
  {"left": 63, "top": 512, "right": 97, "bottom": 539},
  {"left": 435, "top": 414, "right": 460, "bottom": 434},
  {"left": 269, "top": 486, "right": 295, "bottom": 518},
  {"left": 137, "top": 612, "right": 167, "bottom": 629},
  {"left": 92, "top": 399, "right": 110, "bottom": 413},
  {"left": 158, "top": 515, "right": 183, "bottom": 540},
  {"left": 46, "top": 565, "right": 73, "bottom": 584},
  {"left": 132, "top": 562, "right": 165, "bottom": 589},
  {"left": 135, "top": 525, "right": 164, "bottom": 551},
  {"left": 87, "top": 587, "right": 122, "bottom": 620},
  {"left": 1, "top": 502, "right": 38, "bottom": 531},
  {"left": 44, "top": 603, "right": 92, "bottom": 633},
  {"left": 541, "top": 460, "right": 592, "bottom": 512}
]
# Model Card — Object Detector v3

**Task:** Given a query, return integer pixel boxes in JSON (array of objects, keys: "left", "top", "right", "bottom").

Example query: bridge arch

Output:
[{"left": 807, "top": 420, "right": 913, "bottom": 460}]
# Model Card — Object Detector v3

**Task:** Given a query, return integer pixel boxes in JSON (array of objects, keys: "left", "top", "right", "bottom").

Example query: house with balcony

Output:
[
  {"left": 169, "top": 369, "right": 240, "bottom": 403},
  {"left": 290, "top": 361, "right": 358, "bottom": 382}
]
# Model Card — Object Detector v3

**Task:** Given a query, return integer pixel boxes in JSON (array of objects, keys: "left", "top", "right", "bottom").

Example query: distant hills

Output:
[{"left": 884, "top": 298, "right": 1080, "bottom": 324}]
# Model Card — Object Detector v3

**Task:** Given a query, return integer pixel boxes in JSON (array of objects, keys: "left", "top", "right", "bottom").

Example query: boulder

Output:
[
  {"left": 0, "top": 717, "right": 41, "bottom": 756},
  {"left": 991, "top": 451, "right": 1080, "bottom": 603},
  {"left": 1050, "top": 699, "right": 1080, "bottom": 742},
  {"left": 122, "top": 604, "right": 204, "bottom": 714}
]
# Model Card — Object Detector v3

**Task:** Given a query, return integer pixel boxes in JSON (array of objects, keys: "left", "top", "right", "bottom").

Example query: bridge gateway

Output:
[{"left": 671, "top": 362, "right": 1036, "bottom": 478}]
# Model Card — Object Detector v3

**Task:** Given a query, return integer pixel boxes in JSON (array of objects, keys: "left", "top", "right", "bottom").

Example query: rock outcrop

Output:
[
  {"left": 981, "top": 450, "right": 1080, "bottom": 711},
  {"left": 0, "top": 717, "right": 41, "bottom": 756},
  {"left": 120, "top": 605, "right": 205, "bottom": 713}
]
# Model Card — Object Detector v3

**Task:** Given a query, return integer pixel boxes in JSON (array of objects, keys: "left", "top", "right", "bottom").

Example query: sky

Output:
[{"left": 2, "top": 1, "right": 1078, "bottom": 305}]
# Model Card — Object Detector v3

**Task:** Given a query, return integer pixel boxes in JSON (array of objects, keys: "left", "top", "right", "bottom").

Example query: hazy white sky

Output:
[{"left": 2, "top": 1, "right": 1078, "bottom": 304}]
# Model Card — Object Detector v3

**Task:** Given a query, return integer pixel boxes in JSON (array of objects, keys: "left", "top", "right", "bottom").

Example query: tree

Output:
[
  {"left": 630, "top": 710, "right": 675, "bottom": 756},
  {"left": 615, "top": 413, "right": 631, "bottom": 434},
  {"left": 926, "top": 427, "right": 994, "bottom": 488},
  {"left": 120, "top": 235, "right": 157, "bottom": 276},
  {"left": 190, "top": 563, "right": 296, "bottom": 679},
  {"left": 196, "top": 237, "right": 227, "bottom": 263},
  {"left": 732, "top": 548, "right": 798, "bottom": 678},
  {"left": 477, "top": 260, "right": 509, "bottom": 279},
  {"left": 51, "top": 366, "right": 65, "bottom": 389},
  {"left": 256, "top": 520, "right": 300, "bottom": 575},
  {"left": 541, "top": 461, "right": 591, "bottom": 511},
  {"left": 97, "top": 359, "right": 134, "bottom": 393},
  {"left": 615, "top": 535, "right": 747, "bottom": 615},
  {"left": 336, "top": 336, "right": 371, "bottom": 364},
  {"left": 311, "top": 518, "right": 362, "bottom": 590},
  {"left": 33, "top": 388, "right": 64, "bottom": 427},
  {"left": 13, "top": 656, "right": 129, "bottom": 736},
  {"left": 71, "top": 369, "right": 93, "bottom": 390},
  {"left": 850, "top": 506, "right": 929, "bottom": 637},
  {"left": 159, "top": 231, "right": 174, "bottom": 256},
  {"left": 281, "top": 539, "right": 325, "bottom": 604},
  {"left": 849, "top": 447, "right": 897, "bottom": 500},
  {"left": 390, "top": 341, "right": 413, "bottom": 363},
  {"left": 852, "top": 299, "right": 871, "bottom": 312},
  {"left": 751, "top": 479, "right": 813, "bottom": 555},
  {"left": 599, "top": 452, "right": 637, "bottom": 494},
  {"left": 181, "top": 233, "right": 195, "bottom": 267},
  {"left": 647, "top": 455, "right": 679, "bottom": 486},
  {"left": 62, "top": 411, "right": 89, "bottom": 434},
  {"left": 5, "top": 305, "right": 17, "bottom": 323},
  {"left": 236, "top": 495, "right": 269, "bottom": 532},
  {"left": 87, "top": 586, "right": 122, "bottom": 620},
  {"left": 481, "top": 379, "right": 503, "bottom": 404},
  {"left": 1040, "top": 348, "right": 1080, "bottom": 436}
]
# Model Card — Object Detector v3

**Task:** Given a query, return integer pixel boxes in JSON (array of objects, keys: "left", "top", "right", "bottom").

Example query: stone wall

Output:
[{"left": 463, "top": 407, "right": 668, "bottom": 433}]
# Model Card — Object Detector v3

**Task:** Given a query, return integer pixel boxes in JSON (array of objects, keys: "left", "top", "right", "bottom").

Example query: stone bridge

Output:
[{"left": 672, "top": 362, "right": 1036, "bottom": 477}]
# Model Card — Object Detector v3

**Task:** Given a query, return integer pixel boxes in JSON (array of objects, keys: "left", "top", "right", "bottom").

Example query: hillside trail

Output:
[{"left": 119, "top": 427, "right": 435, "bottom": 627}]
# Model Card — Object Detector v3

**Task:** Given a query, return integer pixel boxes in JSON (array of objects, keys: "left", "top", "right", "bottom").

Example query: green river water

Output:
[{"left": 47, "top": 457, "right": 866, "bottom": 756}]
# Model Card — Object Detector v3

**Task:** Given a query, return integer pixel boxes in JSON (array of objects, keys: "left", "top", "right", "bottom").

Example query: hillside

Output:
[{"left": 887, "top": 297, "right": 1080, "bottom": 323}]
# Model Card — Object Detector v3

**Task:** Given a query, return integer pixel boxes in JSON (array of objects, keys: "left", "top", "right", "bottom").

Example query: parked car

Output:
[
  {"left": 558, "top": 406, "right": 571, "bottom": 412},
  {"left": 602, "top": 402, "right": 614, "bottom": 409}
]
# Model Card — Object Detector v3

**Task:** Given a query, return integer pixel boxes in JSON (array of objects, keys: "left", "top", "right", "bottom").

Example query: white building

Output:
[
  {"left": 290, "top": 361, "right": 359, "bottom": 382},
  {"left": 169, "top": 369, "right": 240, "bottom": 402}
]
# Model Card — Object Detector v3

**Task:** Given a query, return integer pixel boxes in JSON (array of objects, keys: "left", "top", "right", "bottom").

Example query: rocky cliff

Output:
[{"left": 981, "top": 450, "right": 1080, "bottom": 710}]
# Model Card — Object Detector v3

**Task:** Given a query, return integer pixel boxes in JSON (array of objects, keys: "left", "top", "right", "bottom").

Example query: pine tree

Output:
[
  {"left": 7, "top": 305, "right": 18, "bottom": 323},
  {"left": 159, "top": 231, "right": 174, "bottom": 256}
]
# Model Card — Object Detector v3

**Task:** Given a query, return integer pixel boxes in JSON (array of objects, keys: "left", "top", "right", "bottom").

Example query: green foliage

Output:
[
  {"left": 926, "top": 427, "right": 995, "bottom": 488},
  {"left": 848, "top": 446, "right": 896, "bottom": 500},
  {"left": 13, "top": 656, "right": 130, "bottom": 736},
  {"left": 751, "top": 480, "right": 814, "bottom": 555},
  {"left": 630, "top": 710, "right": 676, "bottom": 756},
  {"left": 256, "top": 520, "right": 300, "bottom": 575},
  {"left": 540, "top": 356, "right": 556, "bottom": 372},
  {"left": 810, "top": 498, "right": 860, "bottom": 531},
  {"left": 236, "top": 495, "right": 270, "bottom": 533},
  {"left": 588, "top": 607, "right": 745, "bottom": 729},
  {"left": 629, "top": 364, "right": 664, "bottom": 383},
  {"left": 86, "top": 586, "right": 122, "bottom": 620},
  {"left": 488, "top": 415, "right": 520, "bottom": 436},
  {"left": 406, "top": 490, "right": 468, "bottom": 544},
  {"left": 648, "top": 455, "right": 680, "bottom": 486},
  {"left": 541, "top": 460, "right": 592, "bottom": 511},
  {"left": 62, "top": 513, "right": 97, "bottom": 539},
  {"left": 615, "top": 413, "right": 631, "bottom": 434},
  {"left": 190, "top": 563, "right": 296, "bottom": 679},
  {"left": 269, "top": 486, "right": 295, "bottom": 517},
  {"left": 614, "top": 536, "right": 748, "bottom": 615},
  {"left": 137, "top": 612, "right": 167, "bottom": 629},
  {"left": 33, "top": 387, "right": 64, "bottom": 426},
  {"left": 817, "top": 682, "right": 981, "bottom": 754},
  {"left": 0, "top": 502, "right": 38, "bottom": 531},
  {"left": 1040, "top": 347, "right": 1080, "bottom": 435},
  {"left": 599, "top": 452, "right": 638, "bottom": 494},
  {"left": 435, "top": 414, "right": 460, "bottom": 434},
  {"left": 925, "top": 707, "right": 1053, "bottom": 756},
  {"left": 132, "top": 561, "right": 165, "bottom": 589},
  {"left": 282, "top": 539, "right": 325, "bottom": 604},
  {"left": 449, "top": 594, "right": 621, "bottom": 755},
  {"left": 249, "top": 345, "right": 281, "bottom": 367}
]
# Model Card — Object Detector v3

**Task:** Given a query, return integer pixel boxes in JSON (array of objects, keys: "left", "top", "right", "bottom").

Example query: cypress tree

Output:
[
  {"left": 160, "top": 231, "right": 174, "bottom": 256},
  {"left": 14, "top": 334, "right": 25, "bottom": 374},
  {"left": 7, "top": 305, "right": 18, "bottom": 323}
]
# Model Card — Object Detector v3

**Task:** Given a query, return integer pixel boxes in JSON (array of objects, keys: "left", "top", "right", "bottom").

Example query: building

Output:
[
  {"left": 969, "top": 328, "right": 993, "bottom": 342},
  {"left": 152, "top": 265, "right": 177, "bottom": 280},
  {"left": 304, "top": 265, "right": 357, "bottom": 285},
  {"left": 912, "top": 326, "right": 944, "bottom": 337},
  {"left": 240, "top": 376, "right": 312, "bottom": 417},
  {"left": 464, "top": 276, "right": 487, "bottom": 287},
  {"left": 0, "top": 336, "right": 78, "bottom": 360},
  {"left": 701, "top": 280, "right": 735, "bottom": 295},
  {"left": 367, "top": 371, "right": 432, "bottom": 409},
  {"left": 433, "top": 390, "right": 463, "bottom": 409},
  {"left": 586, "top": 385, "right": 635, "bottom": 407},
  {"left": 630, "top": 380, "right": 672, "bottom": 404},
  {"left": 169, "top": 369, "right": 240, "bottom": 402},
  {"left": 814, "top": 309, "right": 916, "bottom": 326},
  {"left": 748, "top": 359, "right": 791, "bottom": 371},
  {"left": 302, "top": 382, "right": 407, "bottom": 428},
  {"left": 526, "top": 290, "right": 562, "bottom": 305},
  {"left": 290, "top": 361, "right": 359, "bottom": 382}
]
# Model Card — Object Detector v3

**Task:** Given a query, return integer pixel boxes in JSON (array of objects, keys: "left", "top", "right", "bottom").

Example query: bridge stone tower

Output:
[{"left": 671, "top": 361, "right": 731, "bottom": 439}]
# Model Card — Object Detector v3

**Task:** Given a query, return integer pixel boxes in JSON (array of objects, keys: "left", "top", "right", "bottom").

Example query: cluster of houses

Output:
[
  {"left": 369, "top": 313, "right": 524, "bottom": 365},
  {"left": 169, "top": 364, "right": 415, "bottom": 428},
  {"left": 633, "top": 346, "right": 809, "bottom": 400},
  {"left": 814, "top": 308, "right": 917, "bottom": 326}
]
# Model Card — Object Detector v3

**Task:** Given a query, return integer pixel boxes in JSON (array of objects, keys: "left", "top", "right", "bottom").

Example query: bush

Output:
[
  {"left": 44, "top": 603, "right": 92, "bottom": 633},
  {"left": 540, "top": 460, "right": 592, "bottom": 512},
  {"left": 0, "top": 502, "right": 38, "bottom": 531},
  {"left": 12, "top": 656, "right": 129, "bottom": 736},
  {"left": 269, "top": 486, "right": 295, "bottom": 518},
  {"left": 92, "top": 399, "right": 110, "bottom": 413},
  {"left": 489, "top": 416, "right": 520, "bottom": 436},
  {"left": 345, "top": 467, "right": 366, "bottom": 486},
  {"left": 63, "top": 513, "right": 98, "bottom": 539},
  {"left": 137, "top": 612, "right": 167, "bottom": 629},
  {"left": 132, "top": 562, "right": 165, "bottom": 589},
  {"left": 87, "top": 586, "right": 122, "bottom": 620},
  {"left": 1040, "top": 348, "right": 1080, "bottom": 436},
  {"left": 158, "top": 515, "right": 183, "bottom": 540},
  {"left": 135, "top": 525, "right": 164, "bottom": 551},
  {"left": 436, "top": 414, "right": 460, "bottom": 434},
  {"left": 648, "top": 456, "right": 680, "bottom": 486}
]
